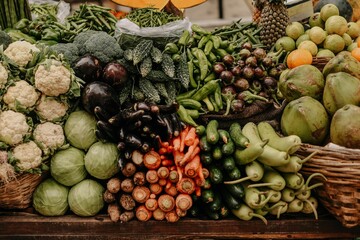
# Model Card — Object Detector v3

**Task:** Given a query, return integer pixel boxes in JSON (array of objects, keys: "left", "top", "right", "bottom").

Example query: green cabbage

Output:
[
  {"left": 51, "top": 147, "right": 87, "bottom": 186},
  {"left": 84, "top": 141, "right": 119, "bottom": 180},
  {"left": 32, "top": 178, "right": 69, "bottom": 216},
  {"left": 64, "top": 110, "right": 97, "bottom": 150},
  {"left": 68, "top": 179, "right": 104, "bottom": 217}
]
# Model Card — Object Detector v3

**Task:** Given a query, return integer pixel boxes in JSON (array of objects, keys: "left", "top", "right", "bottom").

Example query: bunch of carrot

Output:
[{"left": 134, "top": 126, "right": 207, "bottom": 222}]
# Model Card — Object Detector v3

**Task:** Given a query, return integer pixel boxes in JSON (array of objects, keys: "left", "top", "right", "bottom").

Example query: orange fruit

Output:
[
  {"left": 357, "top": 37, "right": 360, "bottom": 47},
  {"left": 351, "top": 47, "right": 360, "bottom": 61},
  {"left": 286, "top": 49, "right": 313, "bottom": 69}
]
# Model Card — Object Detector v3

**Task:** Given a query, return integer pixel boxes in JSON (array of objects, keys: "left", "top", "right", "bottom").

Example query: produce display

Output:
[{"left": 1, "top": 0, "right": 360, "bottom": 228}]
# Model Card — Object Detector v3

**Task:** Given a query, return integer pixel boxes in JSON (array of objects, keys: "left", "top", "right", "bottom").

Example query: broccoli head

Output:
[
  {"left": 50, "top": 43, "right": 80, "bottom": 66},
  {"left": 83, "top": 31, "right": 123, "bottom": 65},
  {"left": 0, "top": 31, "right": 12, "bottom": 50},
  {"left": 72, "top": 30, "right": 99, "bottom": 55}
]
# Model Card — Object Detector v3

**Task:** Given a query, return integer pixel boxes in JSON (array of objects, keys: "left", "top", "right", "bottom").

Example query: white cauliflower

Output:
[
  {"left": 3, "top": 41, "right": 40, "bottom": 67},
  {"left": 0, "top": 110, "right": 30, "bottom": 146},
  {"left": 3, "top": 80, "right": 40, "bottom": 111},
  {"left": 35, "top": 95, "right": 69, "bottom": 122},
  {"left": 12, "top": 141, "right": 42, "bottom": 171},
  {"left": 33, "top": 122, "right": 65, "bottom": 155},
  {"left": 0, "top": 62, "right": 8, "bottom": 89},
  {"left": 34, "top": 59, "right": 71, "bottom": 97}
]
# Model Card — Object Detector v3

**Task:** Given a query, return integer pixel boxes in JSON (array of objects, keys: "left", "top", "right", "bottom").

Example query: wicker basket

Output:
[
  {"left": 298, "top": 143, "right": 360, "bottom": 228},
  {"left": 0, "top": 172, "right": 48, "bottom": 209}
]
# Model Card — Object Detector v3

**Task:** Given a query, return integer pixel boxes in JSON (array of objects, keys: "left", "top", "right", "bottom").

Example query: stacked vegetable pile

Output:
[{"left": 2, "top": 1, "right": 351, "bottom": 225}]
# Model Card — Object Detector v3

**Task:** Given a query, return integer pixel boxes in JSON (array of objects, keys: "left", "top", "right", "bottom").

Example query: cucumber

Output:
[
  {"left": 218, "top": 129, "right": 230, "bottom": 144},
  {"left": 221, "top": 138, "right": 235, "bottom": 156},
  {"left": 195, "top": 125, "right": 206, "bottom": 136},
  {"left": 199, "top": 135, "right": 212, "bottom": 152},
  {"left": 206, "top": 120, "right": 219, "bottom": 145},
  {"left": 200, "top": 152, "right": 213, "bottom": 166},
  {"left": 224, "top": 183, "right": 245, "bottom": 199},
  {"left": 209, "top": 165, "right": 223, "bottom": 184},
  {"left": 208, "top": 190, "right": 222, "bottom": 211},
  {"left": 212, "top": 146, "right": 223, "bottom": 161},
  {"left": 222, "top": 156, "right": 236, "bottom": 171},
  {"left": 229, "top": 122, "right": 249, "bottom": 148},
  {"left": 201, "top": 189, "right": 215, "bottom": 203},
  {"left": 221, "top": 188, "right": 241, "bottom": 210},
  {"left": 227, "top": 166, "right": 241, "bottom": 180}
]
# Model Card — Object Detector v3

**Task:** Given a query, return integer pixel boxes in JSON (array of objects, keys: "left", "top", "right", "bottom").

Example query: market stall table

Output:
[{"left": 1, "top": 209, "right": 360, "bottom": 239}]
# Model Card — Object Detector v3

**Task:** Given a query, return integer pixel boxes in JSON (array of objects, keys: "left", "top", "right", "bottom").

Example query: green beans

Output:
[{"left": 125, "top": 8, "right": 181, "bottom": 28}]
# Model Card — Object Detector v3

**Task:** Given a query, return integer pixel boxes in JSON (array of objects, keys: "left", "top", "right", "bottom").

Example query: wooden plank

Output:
[{"left": 0, "top": 212, "right": 359, "bottom": 239}]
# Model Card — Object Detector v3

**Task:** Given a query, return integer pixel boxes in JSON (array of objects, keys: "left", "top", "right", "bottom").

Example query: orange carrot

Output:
[
  {"left": 172, "top": 136, "right": 181, "bottom": 151},
  {"left": 158, "top": 194, "right": 175, "bottom": 213},
  {"left": 195, "top": 163, "right": 205, "bottom": 186},
  {"left": 159, "top": 147, "right": 167, "bottom": 155},
  {"left": 145, "top": 198, "right": 158, "bottom": 211},
  {"left": 153, "top": 208, "right": 165, "bottom": 221},
  {"left": 149, "top": 183, "right": 162, "bottom": 195},
  {"left": 177, "top": 166, "right": 183, "bottom": 182},
  {"left": 169, "top": 170, "right": 179, "bottom": 183},
  {"left": 146, "top": 170, "right": 159, "bottom": 184},
  {"left": 179, "top": 138, "right": 200, "bottom": 167},
  {"left": 158, "top": 178, "right": 167, "bottom": 186},
  {"left": 184, "top": 127, "right": 196, "bottom": 146},
  {"left": 195, "top": 185, "right": 201, "bottom": 197},
  {"left": 176, "top": 177, "right": 195, "bottom": 194},
  {"left": 176, "top": 207, "right": 187, "bottom": 217},
  {"left": 132, "top": 186, "right": 150, "bottom": 203},
  {"left": 179, "top": 126, "right": 190, "bottom": 152},
  {"left": 173, "top": 150, "right": 184, "bottom": 166},
  {"left": 175, "top": 194, "right": 193, "bottom": 211},
  {"left": 167, "top": 145, "right": 174, "bottom": 153},
  {"left": 165, "top": 210, "right": 180, "bottom": 222},
  {"left": 136, "top": 205, "right": 152, "bottom": 222},
  {"left": 164, "top": 183, "right": 178, "bottom": 197},
  {"left": 157, "top": 166, "right": 170, "bottom": 179},
  {"left": 184, "top": 155, "right": 200, "bottom": 178},
  {"left": 143, "top": 151, "right": 162, "bottom": 170},
  {"left": 161, "top": 159, "right": 173, "bottom": 167}
]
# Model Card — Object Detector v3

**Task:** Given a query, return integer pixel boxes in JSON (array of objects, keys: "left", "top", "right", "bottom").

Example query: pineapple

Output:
[
  {"left": 259, "top": 0, "right": 290, "bottom": 49},
  {"left": 252, "top": 0, "right": 265, "bottom": 24}
]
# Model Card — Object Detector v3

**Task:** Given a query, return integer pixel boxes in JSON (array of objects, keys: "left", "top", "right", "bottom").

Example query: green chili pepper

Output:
[
  {"left": 214, "top": 83, "right": 223, "bottom": 110},
  {"left": 202, "top": 96, "right": 214, "bottom": 112},
  {"left": 219, "top": 40, "right": 229, "bottom": 49},
  {"left": 204, "top": 72, "right": 217, "bottom": 83},
  {"left": 41, "top": 28, "right": 60, "bottom": 41},
  {"left": 198, "top": 35, "right": 210, "bottom": 49},
  {"left": 187, "top": 48, "right": 194, "bottom": 60},
  {"left": 207, "top": 52, "right": 218, "bottom": 63},
  {"left": 210, "top": 35, "right": 221, "bottom": 49},
  {"left": 176, "top": 89, "right": 197, "bottom": 101},
  {"left": 164, "top": 42, "right": 179, "bottom": 54},
  {"left": 191, "top": 24, "right": 211, "bottom": 36},
  {"left": 209, "top": 94, "right": 219, "bottom": 112},
  {"left": 188, "top": 61, "right": 197, "bottom": 89},
  {"left": 192, "top": 79, "right": 221, "bottom": 101},
  {"left": 214, "top": 48, "right": 229, "bottom": 59},
  {"left": 204, "top": 40, "right": 214, "bottom": 55},
  {"left": 177, "top": 105, "right": 198, "bottom": 127},
  {"left": 178, "top": 30, "right": 190, "bottom": 46},
  {"left": 192, "top": 48, "right": 209, "bottom": 81}
]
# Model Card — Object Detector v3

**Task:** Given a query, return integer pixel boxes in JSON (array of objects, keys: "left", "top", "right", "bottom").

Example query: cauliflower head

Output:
[
  {"left": 34, "top": 59, "right": 71, "bottom": 97},
  {"left": 0, "top": 110, "right": 30, "bottom": 146},
  {"left": 33, "top": 122, "right": 65, "bottom": 155},
  {"left": 12, "top": 141, "right": 42, "bottom": 171},
  {"left": 35, "top": 95, "right": 69, "bottom": 122},
  {"left": 3, "top": 41, "right": 40, "bottom": 67},
  {"left": 0, "top": 63, "right": 8, "bottom": 89},
  {"left": 3, "top": 80, "right": 40, "bottom": 111}
]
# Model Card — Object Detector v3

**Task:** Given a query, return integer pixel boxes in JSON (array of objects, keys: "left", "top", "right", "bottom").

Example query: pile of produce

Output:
[{"left": 1, "top": 0, "right": 360, "bottom": 226}]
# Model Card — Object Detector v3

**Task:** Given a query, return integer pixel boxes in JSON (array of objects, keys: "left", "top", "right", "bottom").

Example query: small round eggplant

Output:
[
  {"left": 213, "top": 63, "right": 226, "bottom": 75},
  {"left": 220, "top": 70, "right": 234, "bottom": 84},
  {"left": 73, "top": 55, "right": 102, "bottom": 83},
  {"left": 233, "top": 78, "right": 249, "bottom": 92},
  {"left": 231, "top": 99, "right": 245, "bottom": 113},
  {"left": 82, "top": 81, "right": 120, "bottom": 117},
  {"left": 222, "top": 54, "right": 235, "bottom": 66},
  {"left": 102, "top": 62, "right": 128, "bottom": 89}
]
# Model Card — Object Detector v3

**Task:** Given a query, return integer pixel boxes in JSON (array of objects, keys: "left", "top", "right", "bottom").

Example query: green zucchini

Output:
[
  {"left": 200, "top": 152, "right": 213, "bottom": 166},
  {"left": 206, "top": 120, "right": 219, "bottom": 145},
  {"left": 212, "top": 146, "right": 223, "bottom": 161},
  {"left": 199, "top": 135, "right": 212, "bottom": 152},
  {"left": 222, "top": 156, "right": 236, "bottom": 171},
  {"left": 229, "top": 122, "right": 250, "bottom": 148},
  {"left": 221, "top": 138, "right": 235, "bottom": 156},
  {"left": 227, "top": 166, "right": 242, "bottom": 180},
  {"left": 224, "top": 183, "right": 245, "bottom": 199},
  {"left": 201, "top": 189, "right": 215, "bottom": 203},
  {"left": 221, "top": 188, "right": 241, "bottom": 210},
  {"left": 209, "top": 165, "right": 223, "bottom": 184}
]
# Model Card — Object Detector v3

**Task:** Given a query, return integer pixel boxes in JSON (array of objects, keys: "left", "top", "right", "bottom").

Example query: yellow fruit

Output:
[
  {"left": 298, "top": 40, "right": 318, "bottom": 56},
  {"left": 323, "top": 34, "right": 345, "bottom": 53},
  {"left": 320, "top": 4, "right": 339, "bottom": 21},
  {"left": 309, "top": 26, "right": 327, "bottom": 45},
  {"left": 325, "top": 15, "right": 348, "bottom": 36}
]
